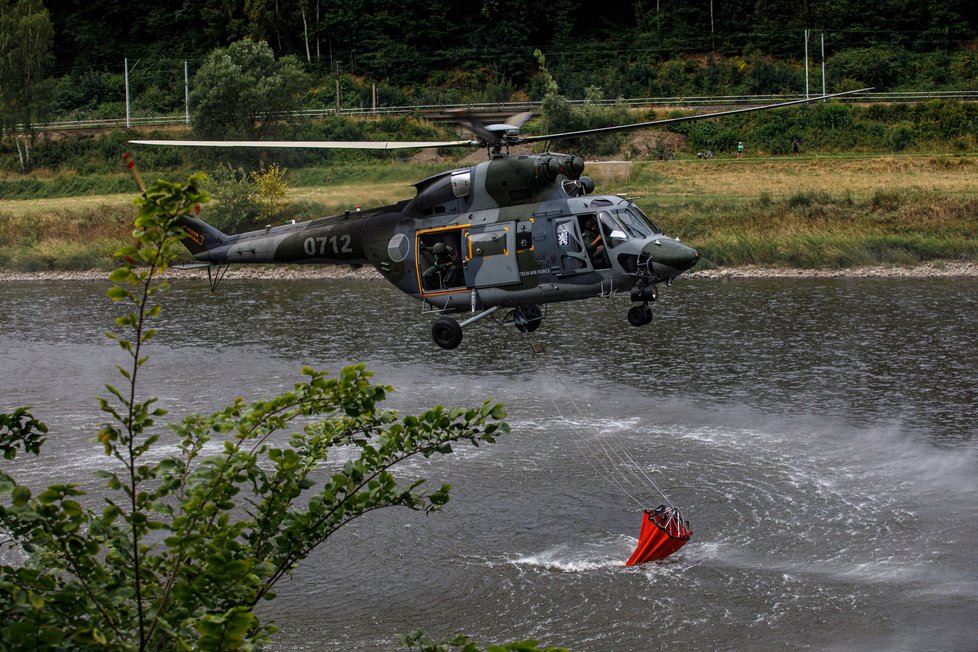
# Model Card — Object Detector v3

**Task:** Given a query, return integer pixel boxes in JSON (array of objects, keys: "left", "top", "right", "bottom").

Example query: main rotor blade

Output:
[
  {"left": 520, "top": 88, "right": 871, "bottom": 144},
  {"left": 506, "top": 111, "right": 535, "bottom": 129},
  {"left": 442, "top": 108, "right": 524, "bottom": 143},
  {"left": 129, "top": 139, "right": 477, "bottom": 150}
]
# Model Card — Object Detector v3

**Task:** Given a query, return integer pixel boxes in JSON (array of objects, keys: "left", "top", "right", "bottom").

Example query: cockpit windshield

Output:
[
  {"left": 597, "top": 210, "right": 627, "bottom": 247},
  {"left": 618, "top": 206, "right": 663, "bottom": 236}
]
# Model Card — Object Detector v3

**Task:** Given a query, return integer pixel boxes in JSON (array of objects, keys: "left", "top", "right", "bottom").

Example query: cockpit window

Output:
[
  {"left": 624, "top": 206, "right": 663, "bottom": 235},
  {"left": 597, "top": 210, "right": 627, "bottom": 247},
  {"left": 613, "top": 209, "right": 651, "bottom": 238}
]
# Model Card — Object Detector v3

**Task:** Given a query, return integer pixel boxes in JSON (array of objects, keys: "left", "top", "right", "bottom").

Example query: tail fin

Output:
[
  {"left": 175, "top": 214, "right": 229, "bottom": 256},
  {"left": 123, "top": 152, "right": 229, "bottom": 258}
]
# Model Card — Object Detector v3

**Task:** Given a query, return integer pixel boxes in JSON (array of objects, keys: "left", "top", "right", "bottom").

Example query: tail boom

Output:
[{"left": 176, "top": 213, "right": 373, "bottom": 266}]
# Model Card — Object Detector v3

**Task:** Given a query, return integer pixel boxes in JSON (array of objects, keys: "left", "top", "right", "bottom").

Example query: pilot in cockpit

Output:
[{"left": 581, "top": 216, "right": 608, "bottom": 267}]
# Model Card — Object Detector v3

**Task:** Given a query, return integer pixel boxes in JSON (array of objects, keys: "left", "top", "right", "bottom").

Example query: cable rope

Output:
[
  {"left": 549, "top": 397, "right": 647, "bottom": 509},
  {"left": 534, "top": 349, "right": 675, "bottom": 511},
  {"left": 559, "top": 385, "right": 669, "bottom": 501}
]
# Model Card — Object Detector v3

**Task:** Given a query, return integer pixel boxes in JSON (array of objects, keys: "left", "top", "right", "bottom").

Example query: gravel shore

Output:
[
  {"left": 687, "top": 261, "right": 978, "bottom": 279},
  {"left": 2, "top": 261, "right": 977, "bottom": 283}
]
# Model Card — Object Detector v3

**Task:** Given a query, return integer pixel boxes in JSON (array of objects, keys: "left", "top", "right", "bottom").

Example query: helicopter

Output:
[{"left": 131, "top": 89, "right": 866, "bottom": 349}]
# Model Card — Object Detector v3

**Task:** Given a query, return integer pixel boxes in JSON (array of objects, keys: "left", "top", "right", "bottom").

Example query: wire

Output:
[{"left": 537, "top": 351, "right": 675, "bottom": 511}]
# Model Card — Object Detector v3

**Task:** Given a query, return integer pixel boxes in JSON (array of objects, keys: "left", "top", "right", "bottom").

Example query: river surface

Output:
[{"left": 1, "top": 276, "right": 977, "bottom": 651}]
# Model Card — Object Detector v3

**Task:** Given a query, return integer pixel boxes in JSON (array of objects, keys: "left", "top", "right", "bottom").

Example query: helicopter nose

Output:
[{"left": 642, "top": 238, "right": 700, "bottom": 277}]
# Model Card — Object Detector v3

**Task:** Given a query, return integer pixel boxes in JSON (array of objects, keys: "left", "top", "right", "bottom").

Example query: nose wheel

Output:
[{"left": 627, "top": 303, "right": 653, "bottom": 327}]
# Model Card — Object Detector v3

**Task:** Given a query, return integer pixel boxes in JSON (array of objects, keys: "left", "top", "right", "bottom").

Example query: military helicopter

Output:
[{"left": 131, "top": 89, "right": 865, "bottom": 349}]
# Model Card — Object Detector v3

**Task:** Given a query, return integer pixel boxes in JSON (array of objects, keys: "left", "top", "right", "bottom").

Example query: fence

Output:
[{"left": 26, "top": 91, "right": 978, "bottom": 132}]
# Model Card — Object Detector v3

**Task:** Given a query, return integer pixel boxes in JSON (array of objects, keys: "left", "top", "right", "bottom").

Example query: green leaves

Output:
[
  {"left": 195, "top": 607, "right": 258, "bottom": 651},
  {"left": 0, "top": 408, "right": 47, "bottom": 460},
  {"left": 189, "top": 39, "right": 310, "bottom": 140},
  {"left": 0, "top": 174, "right": 511, "bottom": 650},
  {"left": 399, "top": 630, "right": 568, "bottom": 652}
]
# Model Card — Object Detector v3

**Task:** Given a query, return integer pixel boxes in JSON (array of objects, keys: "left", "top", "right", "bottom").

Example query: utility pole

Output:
[
  {"left": 125, "top": 58, "right": 130, "bottom": 129},
  {"left": 335, "top": 63, "right": 341, "bottom": 115},
  {"left": 124, "top": 58, "right": 139, "bottom": 129},
  {"left": 804, "top": 30, "right": 810, "bottom": 99},
  {"left": 821, "top": 34, "right": 826, "bottom": 97},
  {"left": 184, "top": 61, "right": 190, "bottom": 124},
  {"left": 710, "top": 0, "right": 715, "bottom": 51}
]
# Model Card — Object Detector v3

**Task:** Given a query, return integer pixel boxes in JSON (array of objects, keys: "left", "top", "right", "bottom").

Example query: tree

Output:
[
  {"left": 534, "top": 50, "right": 632, "bottom": 157},
  {"left": 0, "top": 175, "right": 510, "bottom": 650},
  {"left": 0, "top": 0, "right": 54, "bottom": 166},
  {"left": 189, "top": 38, "right": 309, "bottom": 139}
]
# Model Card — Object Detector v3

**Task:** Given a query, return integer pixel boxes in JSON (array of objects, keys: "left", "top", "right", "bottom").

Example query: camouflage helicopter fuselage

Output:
[{"left": 176, "top": 153, "right": 699, "bottom": 324}]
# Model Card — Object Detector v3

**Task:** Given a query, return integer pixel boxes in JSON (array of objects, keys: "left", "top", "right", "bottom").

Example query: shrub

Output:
[
  {"left": 250, "top": 162, "right": 288, "bottom": 222},
  {"left": 0, "top": 176, "right": 511, "bottom": 650},
  {"left": 204, "top": 163, "right": 261, "bottom": 232}
]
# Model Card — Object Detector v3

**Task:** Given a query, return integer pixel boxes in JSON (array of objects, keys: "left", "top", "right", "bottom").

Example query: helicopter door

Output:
[
  {"left": 462, "top": 223, "right": 520, "bottom": 288},
  {"left": 554, "top": 218, "right": 590, "bottom": 275}
]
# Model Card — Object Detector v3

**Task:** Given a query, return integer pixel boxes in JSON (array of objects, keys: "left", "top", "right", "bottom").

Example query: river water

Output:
[{"left": 1, "top": 276, "right": 976, "bottom": 651}]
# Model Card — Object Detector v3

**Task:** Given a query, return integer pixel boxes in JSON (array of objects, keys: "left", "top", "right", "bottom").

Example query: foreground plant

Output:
[
  {"left": 0, "top": 175, "right": 508, "bottom": 650},
  {"left": 400, "top": 631, "right": 568, "bottom": 652}
]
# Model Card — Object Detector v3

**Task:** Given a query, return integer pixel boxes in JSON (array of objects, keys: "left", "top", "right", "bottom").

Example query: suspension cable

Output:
[{"left": 544, "top": 364, "right": 675, "bottom": 510}]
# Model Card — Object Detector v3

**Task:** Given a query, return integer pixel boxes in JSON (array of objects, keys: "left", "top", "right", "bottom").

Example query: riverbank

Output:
[
  {"left": 3, "top": 261, "right": 978, "bottom": 283},
  {"left": 5, "top": 157, "right": 978, "bottom": 273},
  {"left": 688, "top": 261, "right": 978, "bottom": 279}
]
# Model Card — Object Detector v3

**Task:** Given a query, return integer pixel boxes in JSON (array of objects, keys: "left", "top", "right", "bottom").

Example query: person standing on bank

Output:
[{"left": 737, "top": 141, "right": 744, "bottom": 159}]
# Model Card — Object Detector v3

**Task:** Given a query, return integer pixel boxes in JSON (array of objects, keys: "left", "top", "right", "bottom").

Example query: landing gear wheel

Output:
[
  {"left": 432, "top": 317, "right": 464, "bottom": 349},
  {"left": 514, "top": 304, "right": 543, "bottom": 333},
  {"left": 627, "top": 305, "right": 653, "bottom": 327}
]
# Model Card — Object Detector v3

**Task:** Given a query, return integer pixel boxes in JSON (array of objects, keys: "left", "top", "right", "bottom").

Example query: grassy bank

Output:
[
  {"left": 663, "top": 190, "right": 978, "bottom": 267},
  {"left": 2, "top": 155, "right": 978, "bottom": 272},
  {"left": 582, "top": 155, "right": 978, "bottom": 268},
  {"left": 0, "top": 203, "right": 134, "bottom": 271}
]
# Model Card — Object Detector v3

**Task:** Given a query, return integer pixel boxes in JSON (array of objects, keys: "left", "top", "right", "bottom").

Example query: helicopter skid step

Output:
[{"left": 458, "top": 306, "right": 500, "bottom": 328}]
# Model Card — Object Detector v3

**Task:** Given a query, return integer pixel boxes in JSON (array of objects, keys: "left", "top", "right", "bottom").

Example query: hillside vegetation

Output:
[
  {"left": 7, "top": 0, "right": 978, "bottom": 138},
  {"left": 6, "top": 2, "right": 978, "bottom": 271}
]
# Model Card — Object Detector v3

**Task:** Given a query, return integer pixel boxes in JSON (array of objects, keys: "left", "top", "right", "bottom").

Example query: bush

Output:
[
  {"left": 250, "top": 162, "right": 288, "bottom": 222},
  {"left": 0, "top": 176, "right": 512, "bottom": 650},
  {"left": 203, "top": 163, "right": 259, "bottom": 231},
  {"left": 827, "top": 47, "right": 908, "bottom": 91},
  {"left": 887, "top": 123, "right": 916, "bottom": 152}
]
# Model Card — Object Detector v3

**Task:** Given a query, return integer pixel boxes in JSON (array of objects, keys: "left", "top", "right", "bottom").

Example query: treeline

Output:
[
  {"left": 48, "top": 0, "right": 978, "bottom": 83},
  {"left": 8, "top": 0, "right": 978, "bottom": 154},
  {"left": 32, "top": 0, "right": 978, "bottom": 120}
]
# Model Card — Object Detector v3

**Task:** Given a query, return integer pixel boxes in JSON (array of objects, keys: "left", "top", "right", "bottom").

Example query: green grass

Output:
[
  {"left": 1, "top": 239, "right": 124, "bottom": 271},
  {"left": 0, "top": 173, "right": 134, "bottom": 199},
  {"left": 658, "top": 189, "right": 978, "bottom": 268}
]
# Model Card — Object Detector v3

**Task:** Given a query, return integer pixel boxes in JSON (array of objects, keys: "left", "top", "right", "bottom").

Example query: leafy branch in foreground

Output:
[
  {"left": 0, "top": 175, "right": 510, "bottom": 650},
  {"left": 400, "top": 630, "right": 569, "bottom": 652}
]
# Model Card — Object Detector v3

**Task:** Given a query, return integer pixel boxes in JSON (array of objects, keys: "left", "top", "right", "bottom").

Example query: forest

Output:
[{"left": 6, "top": 0, "right": 978, "bottom": 133}]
